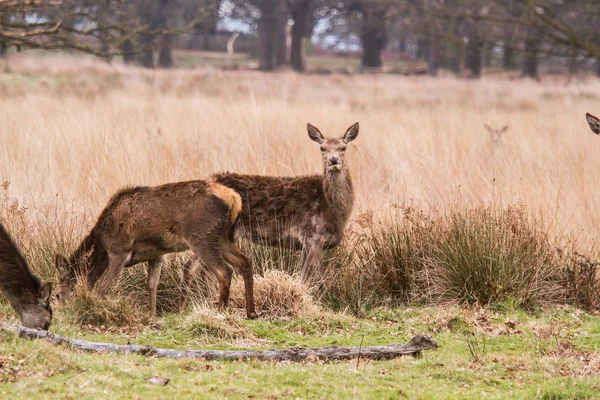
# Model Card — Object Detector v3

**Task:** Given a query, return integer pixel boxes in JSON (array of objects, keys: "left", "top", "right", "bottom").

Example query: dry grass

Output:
[
  {"left": 2, "top": 54, "right": 600, "bottom": 247},
  {"left": 228, "top": 270, "right": 319, "bottom": 318},
  {"left": 61, "top": 278, "right": 151, "bottom": 328},
  {"left": 1, "top": 53, "right": 600, "bottom": 315},
  {"left": 323, "top": 205, "right": 573, "bottom": 313}
]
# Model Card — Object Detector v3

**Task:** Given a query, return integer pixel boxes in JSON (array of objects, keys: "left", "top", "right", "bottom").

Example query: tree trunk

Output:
[
  {"left": 417, "top": 38, "right": 429, "bottom": 61},
  {"left": 427, "top": 33, "right": 438, "bottom": 76},
  {"left": 464, "top": 20, "right": 483, "bottom": 78},
  {"left": 483, "top": 40, "right": 493, "bottom": 67},
  {"left": 139, "top": 35, "right": 155, "bottom": 68},
  {"left": 289, "top": 0, "right": 311, "bottom": 72},
  {"left": 0, "top": 42, "right": 6, "bottom": 58},
  {"left": 121, "top": 39, "right": 135, "bottom": 64},
  {"left": 441, "top": 14, "right": 461, "bottom": 74},
  {"left": 521, "top": 37, "right": 539, "bottom": 78},
  {"left": 158, "top": 35, "right": 174, "bottom": 68},
  {"left": 0, "top": 322, "right": 438, "bottom": 362},
  {"left": 258, "top": 10, "right": 278, "bottom": 71},
  {"left": 274, "top": 13, "right": 287, "bottom": 67},
  {"left": 503, "top": 40, "right": 516, "bottom": 69},
  {"left": 361, "top": 10, "right": 386, "bottom": 68}
]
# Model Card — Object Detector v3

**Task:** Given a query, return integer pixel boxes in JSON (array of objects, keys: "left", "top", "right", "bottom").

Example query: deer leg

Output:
[
  {"left": 147, "top": 257, "right": 163, "bottom": 317},
  {"left": 212, "top": 260, "right": 233, "bottom": 311},
  {"left": 185, "top": 240, "right": 233, "bottom": 312},
  {"left": 96, "top": 252, "right": 131, "bottom": 295},
  {"left": 221, "top": 241, "right": 257, "bottom": 319},
  {"left": 179, "top": 256, "right": 201, "bottom": 312},
  {"left": 300, "top": 240, "right": 324, "bottom": 283}
]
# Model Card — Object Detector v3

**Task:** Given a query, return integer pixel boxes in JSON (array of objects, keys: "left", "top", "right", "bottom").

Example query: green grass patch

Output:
[{"left": 2, "top": 305, "right": 600, "bottom": 399}]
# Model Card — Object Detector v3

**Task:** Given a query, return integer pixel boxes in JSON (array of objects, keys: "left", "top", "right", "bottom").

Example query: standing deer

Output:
[
  {"left": 54, "top": 180, "right": 257, "bottom": 319},
  {"left": 0, "top": 222, "right": 52, "bottom": 330},
  {"left": 211, "top": 122, "right": 359, "bottom": 281},
  {"left": 586, "top": 113, "right": 600, "bottom": 134}
]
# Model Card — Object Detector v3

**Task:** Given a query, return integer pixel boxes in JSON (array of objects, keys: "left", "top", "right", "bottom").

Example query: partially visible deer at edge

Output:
[
  {"left": 54, "top": 180, "right": 257, "bottom": 319},
  {"left": 0, "top": 222, "right": 52, "bottom": 330},
  {"left": 586, "top": 113, "right": 600, "bottom": 135},
  {"left": 211, "top": 122, "right": 359, "bottom": 281}
]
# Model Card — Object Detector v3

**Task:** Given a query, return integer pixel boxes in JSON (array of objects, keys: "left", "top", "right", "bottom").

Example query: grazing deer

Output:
[
  {"left": 54, "top": 180, "right": 257, "bottom": 319},
  {"left": 212, "top": 122, "right": 359, "bottom": 281},
  {"left": 0, "top": 223, "right": 52, "bottom": 330},
  {"left": 586, "top": 113, "right": 600, "bottom": 134}
]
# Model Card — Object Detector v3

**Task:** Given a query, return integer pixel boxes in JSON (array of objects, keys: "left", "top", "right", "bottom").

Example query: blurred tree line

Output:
[{"left": 1, "top": 0, "right": 600, "bottom": 77}]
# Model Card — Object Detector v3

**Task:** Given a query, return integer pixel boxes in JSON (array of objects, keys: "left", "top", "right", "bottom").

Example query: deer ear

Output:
[
  {"left": 38, "top": 282, "right": 52, "bottom": 307},
  {"left": 586, "top": 113, "right": 600, "bottom": 135},
  {"left": 307, "top": 123, "right": 324, "bottom": 144},
  {"left": 55, "top": 253, "right": 69, "bottom": 276},
  {"left": 343, "top": 122, "right": 359, "bottom": 143}
]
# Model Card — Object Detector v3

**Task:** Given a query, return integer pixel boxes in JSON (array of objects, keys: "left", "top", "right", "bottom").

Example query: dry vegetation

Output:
[
  {"left": 0, "top": 53, "right": 600, "bottom": 319},
  {"left": 1, "top": 55, "right": 600, "bottom": 398}
]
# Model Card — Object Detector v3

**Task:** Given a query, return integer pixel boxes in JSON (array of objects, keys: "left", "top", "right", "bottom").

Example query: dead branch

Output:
[
  {"left": 0, "top": 321, "right": 438, "bottom": 361},
  {"left": 0, "top": 22, "right": 62, "bottom": 39}
]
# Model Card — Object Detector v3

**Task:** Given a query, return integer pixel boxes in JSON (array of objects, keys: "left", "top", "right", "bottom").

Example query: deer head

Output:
[
  {"left": 307, "top": 122, "right": 359, "bottom": 174},
  {"left": 20, "top": 281, "right": 52, "bottom": 330},
  {"left": 586, "top": 113, "right": 600, "bottom": 135}
]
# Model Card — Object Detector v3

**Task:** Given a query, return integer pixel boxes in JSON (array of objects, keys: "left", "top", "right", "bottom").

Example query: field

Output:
[{"left": 1, "top": 53, "right": 600, "bottom": 398}]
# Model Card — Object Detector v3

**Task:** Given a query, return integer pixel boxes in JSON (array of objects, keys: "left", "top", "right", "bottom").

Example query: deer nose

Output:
[{"left": 329, "top": 156, "right": 340, "bottom": 165}]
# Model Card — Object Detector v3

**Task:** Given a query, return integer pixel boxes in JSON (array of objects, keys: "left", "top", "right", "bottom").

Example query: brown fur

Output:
[
  {"left": 213, "top": 122, "right": 359, "bottom": 281},
  {"left": 55, "top": 180, "right": 257, "bottom": 319},
  {"left": 0, "top": 223, "right": 52, "bottom": 330}
]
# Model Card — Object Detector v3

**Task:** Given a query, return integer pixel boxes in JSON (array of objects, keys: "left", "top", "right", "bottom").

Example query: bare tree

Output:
[{"left": 0, "top": 0, "right": 214, "bottom": 67}]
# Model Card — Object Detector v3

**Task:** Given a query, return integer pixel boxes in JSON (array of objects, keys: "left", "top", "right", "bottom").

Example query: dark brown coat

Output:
[
  {"left": 0, "top": 223, "right": 52, "bottom": 330},
  {"left": 55, "top": 180, "right": 256, "bottom": 318},
  {"left": 213, "top": 122, "right": 359, "bottom": 280}
]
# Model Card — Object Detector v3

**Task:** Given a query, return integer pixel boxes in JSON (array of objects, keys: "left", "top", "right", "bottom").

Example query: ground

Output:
[{"left": 1, "top": 303, "right": 599, "bottom": 399}]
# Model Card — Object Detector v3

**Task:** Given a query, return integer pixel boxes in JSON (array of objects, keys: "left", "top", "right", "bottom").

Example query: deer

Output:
[
  {"left": 0, "top": 222, "right": 53, "bottom": 330},
  {"left": 54, "top": 180, "right": 257, "bottom": 319},
  {"left": 586, "top": 113, "right": 600, "bottom": 134},
  {"left": 210, "top": 122, "right": 359, "bottom": 282}
]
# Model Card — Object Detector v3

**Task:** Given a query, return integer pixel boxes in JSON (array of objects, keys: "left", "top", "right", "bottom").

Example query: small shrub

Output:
[
  {"left": 562, "top": 251, "right": 600, "bottom": 311},
  {"left": 323, "top": 205, "right": 568, "bottom": 312},
  {"left": 322, "top": 207, "right": 434, "bottom": 314},
  {"left": 62, "top": 279, "right": 150, "bottom": 327},
  {"left": 427, "top": 206, "right": 563, "bottom": 308},
  {"left": 228, "top": 270, "right": 318, "bottom": 319}
]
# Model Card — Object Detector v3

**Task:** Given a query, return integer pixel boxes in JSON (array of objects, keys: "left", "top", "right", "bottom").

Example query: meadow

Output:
[{"left": 1, "top": 53, "right": 600, "bottom": 398}]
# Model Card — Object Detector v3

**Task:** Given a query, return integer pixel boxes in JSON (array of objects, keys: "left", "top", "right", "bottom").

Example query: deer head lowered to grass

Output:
[
  {"left": 211, "top": 122, "right": 359, "bottom": 282},
  {"left": 54, "top": 180, "right": 257, "bottom": 319},
  {"left": 0, "top": 222, "right": 52, "bottom": 330}
]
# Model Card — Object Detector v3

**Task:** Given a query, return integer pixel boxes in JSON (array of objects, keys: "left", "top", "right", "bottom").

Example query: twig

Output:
[{"left": 356, "top": 334, "right": 365, "bottom": 370}]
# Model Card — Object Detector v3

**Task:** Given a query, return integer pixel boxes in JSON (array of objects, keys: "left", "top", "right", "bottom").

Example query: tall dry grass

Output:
[{"left": 1, "top": 53, "right": 600, "bottom": 317}]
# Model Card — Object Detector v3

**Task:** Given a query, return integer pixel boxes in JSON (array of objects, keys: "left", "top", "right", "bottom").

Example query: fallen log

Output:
[{"left": 0, "top": 321, "right": 438, "bottom": 361}]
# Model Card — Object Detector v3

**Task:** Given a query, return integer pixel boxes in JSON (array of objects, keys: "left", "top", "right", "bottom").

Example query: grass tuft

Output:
[
  {"left": 228, "top": 270, "right": 319, "bottom": 319},
  {"left": 61, "top": 278, "right": 150, "bottom": 327}
]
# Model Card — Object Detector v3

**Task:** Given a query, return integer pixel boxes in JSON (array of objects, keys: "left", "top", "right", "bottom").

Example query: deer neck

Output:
[{"left": 322, "top": 165, "right": 354, "bottom": 226}]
